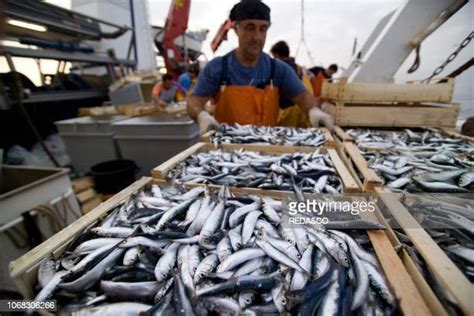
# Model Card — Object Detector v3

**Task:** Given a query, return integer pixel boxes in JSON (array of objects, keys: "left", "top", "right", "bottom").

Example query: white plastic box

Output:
[
  {"left": 55, "top": 115, "right": 128, "bottom": 175},
  {"left": 112, "top": 114, "right": 199, "bottom": 177}
]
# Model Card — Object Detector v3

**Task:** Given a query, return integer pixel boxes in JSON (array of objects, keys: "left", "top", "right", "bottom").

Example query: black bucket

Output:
[{"left": 91, "top": 160, "right": 138, "bottom": 194}]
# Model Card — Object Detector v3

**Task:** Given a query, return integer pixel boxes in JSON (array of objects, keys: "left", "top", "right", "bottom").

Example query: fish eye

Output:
[
  {"left": 246, "top": 299, "right": 251, "bottom": 303},
  {"left": 281, "top": 298, "right": 287, "bottom": 305},
  {"left": 297, "top": 254, "right": 301, "bottom": 258}
]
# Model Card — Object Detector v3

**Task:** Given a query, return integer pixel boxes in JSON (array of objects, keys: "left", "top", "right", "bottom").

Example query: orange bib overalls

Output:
[{"left": 214, "top": 54, "right": 280, "bottom": 126}]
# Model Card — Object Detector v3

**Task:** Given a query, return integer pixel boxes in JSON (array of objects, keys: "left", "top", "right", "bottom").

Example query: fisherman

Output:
[
  {"left": 178, "top": 64, "right": 200, "bottom": 93},
  {"left": 309, "top": 64, "right": 338, "bottom": 97},
  {"left": 270, "top": 40, "right": 313, "bottom": 127},
  {"left": 187, "top": 0, "right": 333, "bottom": 134},
  {"left": 152, "top": 73, "right": 186, "bottom": 109}
]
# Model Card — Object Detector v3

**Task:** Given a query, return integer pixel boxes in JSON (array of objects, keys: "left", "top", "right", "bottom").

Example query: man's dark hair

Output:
[
  {"left": 162, "top": 74, "right": 174, "bottom": 81},
  {"left": 189, "top": 65, "right": 199, "bottom": 75},
  {"left": 230, "top": 0, "right": 270, "bottom": 22},
  {"left": 329, "top": 64, "right": 338, "bottom": 72},
  {"left": 270, "top": 41, "right": 290, "bottom": 58}
]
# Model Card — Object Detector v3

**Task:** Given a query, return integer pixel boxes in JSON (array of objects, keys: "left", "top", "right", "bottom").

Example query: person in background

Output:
[
  {"left": 461, "top": 117, "right": 474, "bottom": 137},
  {"left": 187, "top": 0, "right": 333, "bottom": 135},
  {"left": 309, "top": 64, "right": 338, "bottom": 97},
  {"left": 270, "top": 40, "right": 313, "bottom": 127},
  {"left": 151, "top": 73, "right": 186, "bottom": 108},
  {"left": 178, "top": 65, "right": 199, "bottom": 93}
]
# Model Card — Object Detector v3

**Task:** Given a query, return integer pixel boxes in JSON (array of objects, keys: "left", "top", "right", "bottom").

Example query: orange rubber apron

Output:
[
  {"left": 311, "top": 71, "right": 326, "bottom": 97},
  {"left": 214, "top": 53, "right": 280, "bottom": 126}
]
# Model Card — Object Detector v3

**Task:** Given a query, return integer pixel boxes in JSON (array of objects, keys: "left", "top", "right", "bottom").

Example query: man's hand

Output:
[
  {"left": 158, "top": 100, "right": 168, "bottom": 110},
  {"left": 309, "top": 107, "right": 334, "bottom": 129},
  {"left": 197, "top": 111, "right": 220, "bottom": 134}
]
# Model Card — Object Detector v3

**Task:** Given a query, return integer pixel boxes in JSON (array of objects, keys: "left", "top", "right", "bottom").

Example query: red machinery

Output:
[
  {"left": 161, "top": 0, "right": 191, "bottom": 78},
  {"left": 211, "top": 18, "right": 232, "bottom": 53}
]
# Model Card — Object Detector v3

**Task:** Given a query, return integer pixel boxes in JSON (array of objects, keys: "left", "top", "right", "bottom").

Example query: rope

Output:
[
  {"left": 294, "top": 0, "right": 315, "bottom": 65},
  {"left": 10, "top": 66, "right": 60, "bottom": 167}
]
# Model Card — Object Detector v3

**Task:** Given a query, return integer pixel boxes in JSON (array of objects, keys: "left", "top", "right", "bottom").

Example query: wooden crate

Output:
[
  {"left": 376, "top": 188, "right": 474, "bottom": 315},
  {"left": 201, "top": 127, "right": 336, "bottom": 148},
  {"left": 163, "top": 180, "right": 433, "bottom": 315},
  {"left": 9, "top": 177, "right": 431, "bottom": 316},
  {"left": 331, "top": 126, "right": 472, "bottom": 149},
  {"left": 333, "top": 126, "right": 474, "bottom": 191},
  {"left": 338, "top": 138, "right": 473, "bottom": 315},
  {"left": 321, "top": 78, "right": 454, "bottom": 103},
  {"left": 336, "top": 141, "right": 383, "bottom": 192},
  {"left": 151, "top": 142, "right": 360, "bottom": 193},
  {"left": 325, "top": 101, "right": 460, "bottom": 128},
  {"left": 332, "top": 125, "right": 354, "bottom": 142},
  {"left": 9, "top": 177, "right": 151, "bottom": 300},
  {"left": 368, "top": 194, "right": 450, "bottom": 316}
]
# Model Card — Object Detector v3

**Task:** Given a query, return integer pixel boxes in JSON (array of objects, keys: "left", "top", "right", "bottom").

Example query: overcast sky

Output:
[{"left": 147, "top": 0, "right": 404, "bottom": 67}]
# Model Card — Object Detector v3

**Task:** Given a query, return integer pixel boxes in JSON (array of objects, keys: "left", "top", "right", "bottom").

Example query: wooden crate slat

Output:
[
  {"left": 369, "top": 203, "right": 448, "bottom": 316},
  {"left": 333, "top": 140, "right": 364, "bottom": 191},
  {"left": 76, "top": 188, "right": 97, "bottom": 204},
  {"left": 376, "top": 188, "right": 474, "bottom": 315},
  {"left": 333, "top": 125, "right": 353, "bottom": 142},
  {"left": 343, "top": 142, "right": 383, "bottom": 191},
  {"left": 218, "top": 143, "right": 320, "bottom": 154},
  {"left": 348, "top": 197, "right": 432, "bottom": 315},
  {"left": 366, "top": 229, "right": 432, "bottom": 316},
  {"left": 71, "top": 176, "right": 94, "bottom": 193},
  {"left": 321, "top": 78, "right": 454, "bottom": 103},
  {"left": 399, "top": 250, "right": 448, "bottom": 316},
  {"left": 81, "top": 195, "right": 102, "bottom": 214},
  {"left": 332, "top": 102, "right": 459, "bottom": 128},
  {"left": 200, "top": 130, "right": 215, "bottom": 143},
  {"left": 321, "top": 127, "right": 336, "bottom": 148},
  {"left": 441, "top": 127, "right": 474, "bottom": 142},
  {"left": 151, "top": 142, "right": 207, "bottom": 179},
  {"left": 326, "top": 148, "right": 360, "bottom": 193}
]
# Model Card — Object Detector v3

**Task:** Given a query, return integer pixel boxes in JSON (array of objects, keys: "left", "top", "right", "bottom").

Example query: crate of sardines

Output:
[
  {"left": 152, "top": 142, "right": 359, "bottom": 193},
  {"left": 201, "top": 124, "right": 336, "bottom": 148},
  {"left": 376, "top": 188, "right": 474, "bottom": 315},
  {"left": 335, "top": 127, "right": 474, "bottom": 192},
  {"left": 10, "top": 178, "right": 430, "bottom": 315}
]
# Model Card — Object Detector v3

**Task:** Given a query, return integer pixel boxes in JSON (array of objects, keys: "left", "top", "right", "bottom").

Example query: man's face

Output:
[
  {"left": 163, "top": 79, "right": 172, "bottom": 89},
  {"left": 271, "top": 52, "right": 281, "bottom": 60},
  {"left": 327, "top": 69, "right": 336, "bottom": 77},
  {"left": 235, "top": 20, "right": 270, "bottom": 60}
]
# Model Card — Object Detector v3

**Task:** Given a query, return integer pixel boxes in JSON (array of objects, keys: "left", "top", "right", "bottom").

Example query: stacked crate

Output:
[{"left": 321, "top": 78, "right": 459, "bottom": 128}]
